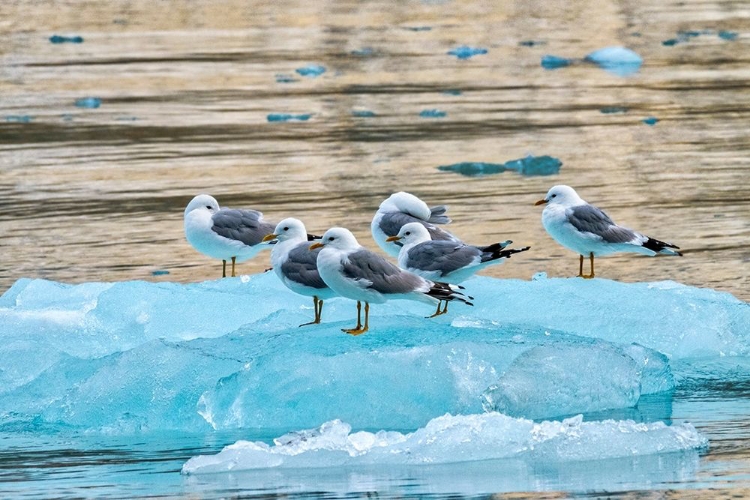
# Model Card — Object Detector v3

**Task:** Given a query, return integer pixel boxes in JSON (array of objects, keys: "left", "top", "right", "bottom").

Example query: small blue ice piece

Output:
[
  {"left": 75, "top": 97, "right": 101, "bottom": 109},
  {"left": 351, "top": 47, "right": 375, "bottom": 56},
  {"left": 275, "top": 74, "right": 297, "bottom": 83},
  {"left": 584, "top": 47, "right": 642, "bottom": 76},
  {"left": 61, "top": 114, "right": 74, "bottom": 121},
  {"left": 295, "top": 64, "right": 326, "bottom": 77},
  {"left": 519, "top": 40, "right": 544, "bottom": 47},
  {"left": 267, "top": 113, "right": 312, "bottom": 122},
  {"left": 600, "top": 106, "right": 628, "bottom": 114},
  {"left": 49, "top": 35, "right": 83, "bottom": 44},
  {"left": 503, "top": 155, "right": 562, "bottom": 176},
  {"left": 352, "top": 110, "right": 376, "bottom": 117},
  {"left": 718, "top": 30, "right": 738, "bottom": 41},
  {"left": 532, "top": 272, "right": 548, "bottom": 281},
  {"left": 115, "top": 116, "right": 138, "bottom": 121},
  {"left": 642, "top": 117, "right": 659, "bottom": 126},
  {"left": 441, "top": 89, "right": 462, "bottom": 95},
  {"left": 678, "top": 30, "right": 701, "bottom": 38},
  {"left": 5, "top": 115, "right": 33, "bottom": 123},
  {"left": 437, "top": 162, "right": 507, "bottom": 177},
  {"left": 541, "top": 55, "right": 572, "bottom": 69},
  {"left": 151, "top": 270, "right": 170, "bottom": 276},
  {"left": 447, "top": 46, "right": 488, "bottom": 60},
  {"left": 404, "top": 26, "right": 432, "bottom": 32},
  {"left": 419, "top": 109, "right": 447, "bottom": 118},
  {"left": 662, "top": 38, "right": 680, "bottom": 46}
]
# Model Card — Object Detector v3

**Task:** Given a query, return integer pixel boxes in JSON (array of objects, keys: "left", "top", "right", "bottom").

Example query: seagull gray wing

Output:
[
  {"left": 428, "top": 205, "right": 451, "bottom": 224},
  {"left": 379, "top": 212, "right": 458, "bottom": 242},
  {"left": 281, "top": 244, "right": 328, "bottom": 289},
  {"left": 567, "top": 204, "right": 640, "bottom": 244},
  {"left": 343, "top": 249, "right": 426, "bottom": 294},
  {"left": 407, "top": 241, "right": 481, "bottom": 276},
  {"left": 211, "top": 209, "right": 275, "bottom": 246}
]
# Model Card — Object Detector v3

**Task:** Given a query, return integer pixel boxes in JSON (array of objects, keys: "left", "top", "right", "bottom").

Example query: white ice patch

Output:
[{"left": 182, "top": 412, "right": 707, "bottom": 474}]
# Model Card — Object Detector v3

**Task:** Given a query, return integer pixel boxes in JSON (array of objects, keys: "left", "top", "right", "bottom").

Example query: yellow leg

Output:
[
  {"left": 427, "top": 300, "right": 449, "bottom": 318},
  {"left": 577, "top": 255, "right": 584, "bottom": 277},
  {"left": 222, "top": 260, "right": 227, "bottom": 278},
  {"left": 344, "top": 301, "right": 369, "bottom": 335},
  {"left": 442, "top": 301, "right": 449, "bottom": 314},
  {"left": 231, "top": 256, "right": 237, "bottom": 277},
  {"left": 299, "top": 296, "right": 322, "bottom": 327},
  {"left": 582, "top": 252, "right": 595, "bottom": 279}
]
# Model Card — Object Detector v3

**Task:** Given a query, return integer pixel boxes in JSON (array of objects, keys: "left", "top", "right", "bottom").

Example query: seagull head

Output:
[
  {"left": 386, "top": 222, "right": 431, "bottom": 246},
  {"left": 310, "top": 227, "right": 359, "bottom": 251},
  {"left": 535, "top": 185, "right": 584, "bottom": 207},
  {"left": 264, "top": 217, "right": 307, "bottom": 243},
  {"left": 185, "top": 194, "right": 220, "bottom": 217},
  {"left": 378, "top": 191, "right": 431, "bottom": 221}
]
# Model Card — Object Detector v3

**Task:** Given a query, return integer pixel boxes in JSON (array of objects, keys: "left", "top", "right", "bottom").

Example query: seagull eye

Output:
[
  {"left": 205, "top": 205, "right": 213, "bottom": 209},
  {"left": 283, "top": 227, "right": 289, "bottom": 231},
  {"left": 405, "top": 232, "right": 411, "bottom": 236},
  {"left": 328, "top": 237, "right": 334, "bottom": 241},
  {"left": 551, "top": 194, "right": 557, "bottom": 198}
]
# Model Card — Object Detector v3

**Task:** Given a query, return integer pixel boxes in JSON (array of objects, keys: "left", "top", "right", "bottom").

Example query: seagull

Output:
[
  {"left": 262, "top": 218, "right": 335, "bottom": 327},
  {"left": 371, "top": 192, "right": 459, "bottom": 257},
  {"left": 535, "top": 185, "right": 682, "bottom": 278},
  {"left": 184, "top": 194, "right": 275, "bottom": 278},
  {"left": 387, "top": 222, "right": 530, "bottom": 314},
  {"left": 310, "top": 227, "right": 473, "bottom": 335}
]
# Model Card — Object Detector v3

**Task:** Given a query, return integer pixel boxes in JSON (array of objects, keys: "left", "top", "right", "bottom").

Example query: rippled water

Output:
[{"left": 1, "top": 0, "right": 750, "bottom": 497}]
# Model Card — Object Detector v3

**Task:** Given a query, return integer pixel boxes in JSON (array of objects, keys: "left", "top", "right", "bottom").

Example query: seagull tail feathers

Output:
[
  {"left": 480, "top": 241, "right": 532, "bottom": 262},
  {"left": 642, "top": 237, "right": 682, "bottom": 256},
  {"left": 428, "top": 205, "right": 452, "bottom": 225},
  {"left": 426, "top": 281, "right": 473, "bottom": 306}
]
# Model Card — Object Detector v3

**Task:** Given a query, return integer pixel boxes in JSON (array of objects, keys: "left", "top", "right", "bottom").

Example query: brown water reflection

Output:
[{"left": 0, "top": 0, "right": 748, "bottom": 299}]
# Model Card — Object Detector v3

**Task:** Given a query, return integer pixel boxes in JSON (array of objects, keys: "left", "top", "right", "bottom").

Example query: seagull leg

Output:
[
  {"left": 299, "top": 296, "right": 321, "bottom": 327},
  {"left": 442, "top": 301, "right": 449, "bottom": 314},
  {"left": 577, "top": 255, "right": 584, "bottom": 277},
  {"left": 231, "top": 256, "right": 237, "bottom": 277},
  {"left": 222, "top": 260, "right": 227, "bottom": 278},
  {"left": 427, "top": 300, "right": 447, "bottom": 318},
  {"left": 344, "top": 301, "right": 369, "bottom": 335},
  {"left": 583, "top": 252, "right": 596, "bottom": 279}
]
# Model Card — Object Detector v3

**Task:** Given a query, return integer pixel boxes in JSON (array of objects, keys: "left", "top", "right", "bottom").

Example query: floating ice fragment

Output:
[
  {"left": 267, "top": 113, "right": 312, "bottom": 122},
  {"left": 182, "top": 412, "right": 707, "bottom": 474},
  {"left": 532, "top": 272, "right": 547, "bottom": 281},
  {"left": 75, "top": 97, "right": 101, "bottom": 109},
  {"left": 541, "top": 55, "right": 573, "bottom": 69},
  {"left": 5, "top": 115, "right": 33, "bottom": 123},
  {"left": 584, "top": 47, "right": 642, "bottom": 76},
  {"left": 151, "top": 270, "right": 170, "bottom": 276},
  {"left": 352, "top": 110, "right": 376, "bottom": 117},
  {"left": 447, "top": 46, "right": 488, "bottom": 60},
  {"left": 49, "top": 35, "right": 83, "bottom": 44},
  {"left": 437, "top": 155, "right": 561, "bottom": 177},
  {"left": 519, "top": 40, "right": 545, "bottom": 47},
  {"left": 351, "top": 47, "right": 375, "bottom": 56},
  {"left": 295, "top": 64, "right": 326, "bottom": 77},
  {"left": 642, "top": 117, "right": 659, "bottom": 125},
  {"left": 600, "top": 106, "right": 628, "bottom": 114},
  {"left": 419, "top": 109, "right": 447, "bottom": 118},
  {"left": 442, "top": 89, "right": 462, "bottom": 95},
  {"left": 718, "top": 30, "right": 738, "bottom": 41},
  {"left": 275, "top": 74, "right": 297, "bottom": 83}
]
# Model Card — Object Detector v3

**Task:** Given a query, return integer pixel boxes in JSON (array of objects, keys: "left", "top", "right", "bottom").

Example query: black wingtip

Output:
[{"left": 307, "top": 233, "right": 322, "bottom": 241}]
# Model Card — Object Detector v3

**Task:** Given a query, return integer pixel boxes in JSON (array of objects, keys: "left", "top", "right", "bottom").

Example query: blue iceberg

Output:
[
  {"left": 419, "top": 109, "right": 447, "bottom": 118},
  {"left": 541, "top": 55, "right": 573, "bottom": 69},
  {"left": 5, "top": 115, "right": 33, "bottom": 123},
  {"left": 0, "top": 274, "right": 746, "bottom": 437},
  {"left": 352, "top": 110, "right": 376, "bottom": 117},
  {"left": 643, "top": 116, "right": 659, "bottom": 126},
  {"left": 447, "top": 46, "right": 488, "bottom": 60},
  {"left": 295, "top": 64, "right": 326, "bottom": 77}
]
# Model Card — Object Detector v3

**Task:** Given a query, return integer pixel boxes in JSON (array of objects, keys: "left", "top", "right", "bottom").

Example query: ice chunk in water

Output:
[
  {"left": 447, "top": 46, "right": 488, "bottom": 60},
  {"left": 267, "top": 113, "right": 312, "bottom": 122},
  {"left": 419, "top": 109, "right": 447, "bottom": 118},
  {"left": 437, "top": 155, "right": 561, "bottom": 177},
  {"left": 295, "top": 64, "right": 326, "bottom": 77},
  {"left": 75, "top": 97, "right": 101, "bottom": 108},
  {"left": 49, "top": 35, "right": 83, "bottom": 44},
  {"left": 584, "top": 47, "right": 642, "bottom": 76},
  {"left": 182, "top": 413, "right": 707, "bottom": 474}
]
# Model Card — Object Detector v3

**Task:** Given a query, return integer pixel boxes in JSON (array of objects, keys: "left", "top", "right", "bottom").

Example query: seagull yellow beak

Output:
[
  {"left": 262, "top": 233, "right": 278, "bottom": 242},
  {"left": 309, "top": 242, "right": 324, "bottom": 250},
  {"left": 385, "top": 235, "right": 402, "bottom": 242},
  {"left": 534, "top": 199, "right": 548, "bottom": 206}
]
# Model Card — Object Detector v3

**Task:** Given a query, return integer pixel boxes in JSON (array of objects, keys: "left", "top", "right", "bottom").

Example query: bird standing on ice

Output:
[
  {"left": 263, "top": 218, "right": 335, "bottom": 327},
  {"left": 310, "top": 227, "right": 472, "bottom": 335},
  {"left": 371, "top": 191, "right": 458, "bottom": 257},
  {"left": 386, "top": 222, "right": 530, "bottom": 315},
  {"left": 184, "top": 194, "right": 275, "bottom": 278},
  {"left": 535, "top": 185, "right": 682, "bottom": 278}
]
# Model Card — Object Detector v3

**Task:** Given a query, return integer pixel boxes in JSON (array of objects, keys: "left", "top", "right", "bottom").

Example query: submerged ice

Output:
[{"left": 182, "top": 412, "right": 707, "bottom": 474}]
